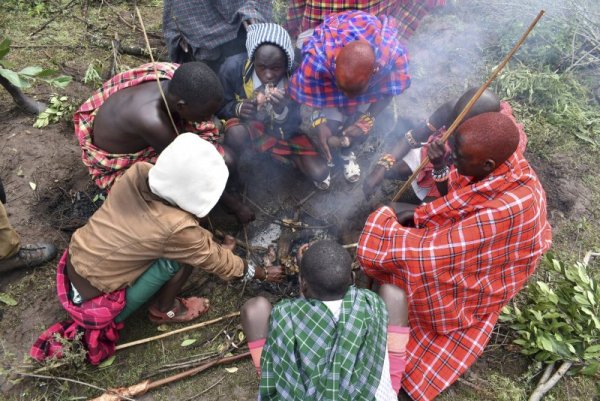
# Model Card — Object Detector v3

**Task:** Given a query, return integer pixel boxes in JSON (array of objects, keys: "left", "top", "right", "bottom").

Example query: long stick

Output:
[
  {"left": 88, "top": 352, "right": 251, "bottom": 401},
  {"left": 135, "top": 7, "right": 179, "bottom": 136},
  {"left": 115, "top": 312, "right": 240, "bottom": 350},
  {"left": 392, "top": 10, "right": 545, "bottom": 202}
]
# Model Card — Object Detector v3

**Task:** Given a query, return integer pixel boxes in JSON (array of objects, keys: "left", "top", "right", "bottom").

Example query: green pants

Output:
[
  {"left": 0, "top": 202, "right": 20, "bottom": 259},
  {"left": 115, "top": 258, "right": 181, "bottom": 323}
]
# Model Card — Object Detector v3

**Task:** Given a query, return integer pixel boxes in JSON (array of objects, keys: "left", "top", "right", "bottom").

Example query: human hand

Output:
[
  {"left": 342, "top": 124, "right": 364, "bottom": 138},
  {"left": 235, "top": 204, "right": 256, "bottom": 224},
  {"left": 363, "top": 166, "right": 386, "bottom": 198},
  {"left": 427, "top": 139, "right": 447, "bottom": 169},
  {"left": 316, "top": 124, "right": 333, "bottom": 162},
  {"left": 295, "top": 243, "right": 310, "bottom": 266},
  {"left": 221, "top": 235, "right": 236, "bottom": 252},
  {"left": 268, "top": 88, "right": 288, "bottom": 114},
  {"left": 237, "top": 100, "right": 257, "bottom": 120},
  {"left": 387, "top": 202, "right": 417, "bottom": 226},
  {"left": 255, "top": 265, "right": 285, "bottom": 283}
]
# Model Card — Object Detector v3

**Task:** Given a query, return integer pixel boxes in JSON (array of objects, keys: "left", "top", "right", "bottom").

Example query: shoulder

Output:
[{"left": 219, "top": 53, "right": 249, "bottom": 76}]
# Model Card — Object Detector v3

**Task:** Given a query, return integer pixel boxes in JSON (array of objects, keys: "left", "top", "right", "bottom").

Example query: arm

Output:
[
  {"left": 427, "top": 139, "right": 449, "bottom": 196},
  {"left": 216, "top": 54, "right": 249, "bottom": 120}
]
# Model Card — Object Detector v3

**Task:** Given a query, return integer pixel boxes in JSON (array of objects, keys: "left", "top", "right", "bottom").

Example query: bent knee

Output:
[{"left": 241, "top": 296, "right": 272, "bottom": 320}]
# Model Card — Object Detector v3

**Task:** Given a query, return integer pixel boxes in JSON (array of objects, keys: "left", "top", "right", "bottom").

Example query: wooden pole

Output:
[
  {"left": 115, "top": 312, "right": 240, "bottom": 351},
  {"left": 392, "top": 10, "right": 545, "bottom": 202}
]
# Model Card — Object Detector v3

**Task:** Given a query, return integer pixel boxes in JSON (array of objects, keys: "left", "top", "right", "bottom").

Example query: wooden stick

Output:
[
  {"left": 88, "top": 352, "right": 251, "bottom": 401},
  {"left": 392, "top": 10, "right": 545, "bottom": 202},
  {"left": 115, "top": 312, "right": 240, "bottom": 350},
  {"left": 134, "top": 7, "right": 179, "bottom": 136}
]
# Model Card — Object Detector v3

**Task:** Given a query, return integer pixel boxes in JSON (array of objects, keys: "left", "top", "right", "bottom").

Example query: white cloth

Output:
[
  {"left": 322, "top": 299, "right": 397, "bottom": 401},
  {"left": 402, "top": 147, "right": 429, "bottom": 201},
  {"left": 148, "top": 133, "right": 228, "bottom": 218}
]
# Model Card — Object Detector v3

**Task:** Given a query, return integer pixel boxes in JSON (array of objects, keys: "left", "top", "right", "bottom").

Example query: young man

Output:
[
  {"left": 358, "top": 112, "right": 552, "bottom": 401},
  {"left": 289, "top": 11, "right": 411, "bottom": 183},
  {"left": 218, "top": 23, "right": 329, "bottom": 190},
  {"left": 241, "top": 240, "right": 410, "bottom": 400},
  {"left": 74, "top": 61, "right": 254, "bottom": 223},
  {"left": 30, "top": 134, "right": 284, "bottom": 365},
  {"left": 0, "top": 177, "right": 56, "bottom": 274},
  {"left": 363, "top": 88, "right": 528, "bottom": 200}
]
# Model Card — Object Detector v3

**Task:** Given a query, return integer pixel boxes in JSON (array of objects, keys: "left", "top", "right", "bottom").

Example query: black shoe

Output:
[{"left": 0, "top": 242, "right": 57, "bottom": 274}]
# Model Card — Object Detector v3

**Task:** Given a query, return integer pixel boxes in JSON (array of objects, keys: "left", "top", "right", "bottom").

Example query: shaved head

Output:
[
  {"left": 334, "top": 40, "right": 376, "bottom": 97},
  {"left": 451, "top": 112, "right": 520, "bottom": 180},
  {"left": 452, "top": 88, "right": 501, "bottom": 121}
]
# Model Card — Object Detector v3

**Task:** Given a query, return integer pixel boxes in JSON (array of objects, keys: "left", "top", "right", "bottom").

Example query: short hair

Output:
[
  {"left": 300, "top": 240, "right": 353, "bottom": 299},
  {"left": 170, "top": 62, "right": 224, "bottom": 106}
]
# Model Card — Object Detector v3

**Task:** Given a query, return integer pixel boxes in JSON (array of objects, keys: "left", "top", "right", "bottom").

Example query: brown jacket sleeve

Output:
[{"left": 164, "top": 220, "right": 244, "bottom": 280}]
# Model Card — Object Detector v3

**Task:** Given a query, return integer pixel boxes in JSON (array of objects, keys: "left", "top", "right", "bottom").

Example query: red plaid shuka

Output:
[
  {"left": 358, "top": 151, "right": 552, "bottom": 401},
  {"left": 74, "top": 62, "right": 223, "bottom": 190},
  {"left": 286, "top": 0, "right": 446, "bottom": 40},
  {"left": 289, "top": 11, "right": 411, "bottom": 113},
  {"left": 225, "top": 118, "right": 318, "bottom": 166},
  {"left": 417, "top": 101, "right": 528, "bottom": 199},
  {"left": 30, "top": 250, "right": 126, "bottom": 366}
]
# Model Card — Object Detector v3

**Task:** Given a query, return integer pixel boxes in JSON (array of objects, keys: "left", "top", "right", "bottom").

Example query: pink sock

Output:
[
  {"left": 248, "top": 338, "right": 266, "bottom": 377},
  {"left": 387, "top": 325, "right": 409, "bottom": 393}
]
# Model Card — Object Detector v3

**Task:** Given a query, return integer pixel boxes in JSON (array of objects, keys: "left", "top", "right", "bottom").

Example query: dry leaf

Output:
[
  {"left": 16, "top": 167, "right": 24, "bottom": 177},
  {"left": 225, "top": 367, "right": 238, "bottom": 373},
  {"left": 29, "top": 181, "right": 37, "bottom": 191},
  {"left": 181, "top": 338, "right": 197, "bottom": 347},
  {"left": 156, "top": 324, "right": 169, "bottom": 332}
]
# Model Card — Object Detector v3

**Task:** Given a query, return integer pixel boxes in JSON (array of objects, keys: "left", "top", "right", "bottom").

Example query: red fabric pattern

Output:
[
  {"left": 357, "top": 151, "right": 552, "bottom": 400},
  {"left": 30, "top": 250, "right": 126, "bottom": 365}
]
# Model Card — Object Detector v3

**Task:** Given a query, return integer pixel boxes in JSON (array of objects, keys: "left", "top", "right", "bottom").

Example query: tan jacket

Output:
[{"left": 69, "top": 162, "right": 244, "bottom": 293}]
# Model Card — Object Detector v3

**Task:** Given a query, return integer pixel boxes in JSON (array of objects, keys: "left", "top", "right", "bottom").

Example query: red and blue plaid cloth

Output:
[
  {"left": 358, "top": 150, "right": 552, "bottom": 400},
  {"left": 30, "top": 250, "right": 126, "bottom": 365},
  {"left": 289, "top": 11, "right": 411, "bottom": 112},
  {"left": 285, "top": 0, "right": 446, "bottom": 40}
]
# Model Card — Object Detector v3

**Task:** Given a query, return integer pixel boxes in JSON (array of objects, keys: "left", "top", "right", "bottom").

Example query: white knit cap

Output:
[
  {"left": 246, "top": 23, "right": 294, "bottom": 72},
  {"left": 148, "top": 133, "right": 228, "bottom": 218}
]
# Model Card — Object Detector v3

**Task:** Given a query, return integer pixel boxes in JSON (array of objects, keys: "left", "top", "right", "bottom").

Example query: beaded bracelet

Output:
[
  {"left": 355, "top": 112, "right": 375, "bottom": 134},
  {"left": 432, "top": 165, "right": 450, "bottom": 182},
  {"left": 311, "top": 117, "right": 327, "bottom": 128},
  {"left": 235, "top": 101, "right": 244, "bottom": 118},
  {"left": 376, "top": 154, "right": 396, "bottom": 171},
  {"left": 405, "top": 130, "right": 421, "bottom": 148},
  {"left": 243, "top": 261, "right": 256, "bottom": 282},
  {"left": 425, "top": 118, "right": 438, "bottom": 133}
]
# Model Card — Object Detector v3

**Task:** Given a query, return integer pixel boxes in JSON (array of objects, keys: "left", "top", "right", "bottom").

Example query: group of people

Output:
[{"left": 0, "top": 1, "right": 555, "bottom": 400}]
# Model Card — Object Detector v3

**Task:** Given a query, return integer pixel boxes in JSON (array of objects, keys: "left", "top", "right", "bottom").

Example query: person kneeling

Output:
[{"left": 241, "top": 240, "right": 410, "bottom": 399}]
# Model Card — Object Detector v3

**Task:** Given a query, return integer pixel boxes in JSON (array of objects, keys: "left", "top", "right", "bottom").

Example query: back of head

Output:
[
  {"left": 148, "top": 133, "right": 228, "bottom": 218},
  {"left": 457, "top": 112, "right": 520, "bottom": 168},
  {"left": 334, "top": 40, "right": 376, "bottom": 96},
  {"left": 452, "top": 88, "right": 500, "bottom": 122},
  {"left": 246, "top": 23, "right": 295, "bottom": 72},
  {"left": 300, "top": 240, "right": 353, "bottom": 300},
  {"left": 170, "top": 62, "right": 224, "bottom": 106}
]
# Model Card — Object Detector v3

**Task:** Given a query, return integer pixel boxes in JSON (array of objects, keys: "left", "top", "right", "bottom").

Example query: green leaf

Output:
[
  {"left": 45, "top": 75, "right": 71, "bottom": 88},
  {"left": 18, "top": 66, "right": 44, "bottom": 76},
  {"left": 0, "top": 67, "right": 22, "bottom": 87},
  {"left": 574, "top": 293, "right": 591, "bottom": 306},
  {"left": 0, "top": 38, "right": 11, "bottom": 60},
  {"left": 98, "top": 355, "right": 116, "bottom": 368},
  {"left": 0, "top": 292, "right": 17, "bottom": 306},
  {"left": 35, "top": 68, "right": 60, "bottom": 78},
  {"left": 180, "top": 338, "right": 196, "bottom": 347},
  {"left": 580, "top": 361, "right": 599, "bottom": 376}
]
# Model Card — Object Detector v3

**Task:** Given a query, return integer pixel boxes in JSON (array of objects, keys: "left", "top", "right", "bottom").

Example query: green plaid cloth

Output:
[{"left": 259, "top": 287, "right": 388, "bottom": 401}]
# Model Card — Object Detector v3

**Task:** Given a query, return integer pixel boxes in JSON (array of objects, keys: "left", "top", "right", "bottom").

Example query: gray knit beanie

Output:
[{"left": 246, "top": 23, "right": 294, "bottom": 72}]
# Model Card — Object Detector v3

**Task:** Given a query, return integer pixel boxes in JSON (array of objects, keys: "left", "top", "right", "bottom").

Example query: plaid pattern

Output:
[
  {"left": 357, "top": 151, "right": 552, "bottom": 401},
  {"left": 74, "top": 63, "right": 223, "bottom": 190},
  {"left": 286, "top": 0, "right": 446, "bottom": 40},
  {"left": 416, "top": 101, "right": 528, "bottom": 199},
  {"left": 259, "top": 287, "right": 388, "bottom": 401},
  {"left": 289, "top": 11, "right": 411, "bottom": 112},
  {"left": 30, "top": 250, "right": 126, "bottom": 365},
  {"left": 163, "top": 0, "right": 272, "bottom": 61},
  {"left": 225, "top": 118, "right": 317, "bottom": 166}
]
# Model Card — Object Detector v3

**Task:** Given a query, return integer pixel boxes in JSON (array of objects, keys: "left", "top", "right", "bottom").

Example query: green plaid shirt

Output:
[{"left": 259, "top": 286, "right": 388, "bottom": 400}]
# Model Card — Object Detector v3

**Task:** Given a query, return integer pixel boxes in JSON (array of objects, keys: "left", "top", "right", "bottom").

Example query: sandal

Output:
[
  {"left": 313, "top": 172, "right": 331, "bottom": 190},
  {"left": 341, "top": 152, "right": 360, "bottom": 183},
  {"left": 148, "top": 297, "right": 210, "bottom": 324}
]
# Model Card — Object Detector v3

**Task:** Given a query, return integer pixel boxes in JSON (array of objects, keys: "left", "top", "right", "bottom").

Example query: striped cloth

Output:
[
  {"left": 285, "top": 0, "right": 446, "bottom": 40},
  {"left": 29, "top": 250, "right": 126, "bottom": 365},
  {"left": 259, "top": 287, "right": 388, "bottom": 401},
  {"left": 357, "top": 151, "right": 552, "bottom": 401},
  {"left": 246, "top": 23, "right": 295, "bottom": 72},
  {"left": 73, "top": 63, "right": 222, "bottom": 190},
  {"left": 289, "top": 11, "right": 410, "bottom": 113}
]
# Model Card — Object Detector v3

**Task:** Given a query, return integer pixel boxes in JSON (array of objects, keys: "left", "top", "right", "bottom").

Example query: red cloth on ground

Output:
[
  {"left": 357, "top": 150, "right": 552, "bottom": 401},
  {"left": 416, "top": 101, "right": 528, "bottom": 199},
  {"left": 30, "top": 250, "right": 126, "bottom": 365}
]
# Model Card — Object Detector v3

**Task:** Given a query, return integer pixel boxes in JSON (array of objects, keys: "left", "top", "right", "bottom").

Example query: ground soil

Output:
[{"left": 0, "top": 1, "right": 598, "bottom": 400}]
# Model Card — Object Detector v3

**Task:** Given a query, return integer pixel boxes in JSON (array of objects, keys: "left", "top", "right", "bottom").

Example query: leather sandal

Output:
[{"left": 148, "top": 297, "right": 210, "bottom": 324}]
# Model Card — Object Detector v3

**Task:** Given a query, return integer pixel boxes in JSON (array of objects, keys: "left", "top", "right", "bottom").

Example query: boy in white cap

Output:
[
  {"left": 30, "top": 134, "right": 284, "bottom": 365},
  {"left": 218, "top": 23, "right": 330, "bottom": 192}
]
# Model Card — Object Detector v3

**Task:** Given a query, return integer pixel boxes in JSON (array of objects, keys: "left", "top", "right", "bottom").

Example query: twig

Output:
[
  {"left": 181, "top": 376, "right": 225, "bottom": 401},
  {"left": 115, "top": 312, "right": 240, "bottom": 350},
  {"left": 30, "top": 0, "right": 79, "bottom": 37},
  {"left": 243, "top": 194, "right": 276, "bottom": 218},
  {"left": 528, "top": 361, "right": 573, "bottom": 401},
  {"left": 14, "top": 372, "right": 135, "bottom": 401},
  {"left": 342, "top": 243, "right": 358, "bottom": 249},
  {"left": 392, "top": 10, "right": 546, "bottom": 201},
  {"left": 103, "top": 0, "right": 161, "bottom": 39}
]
